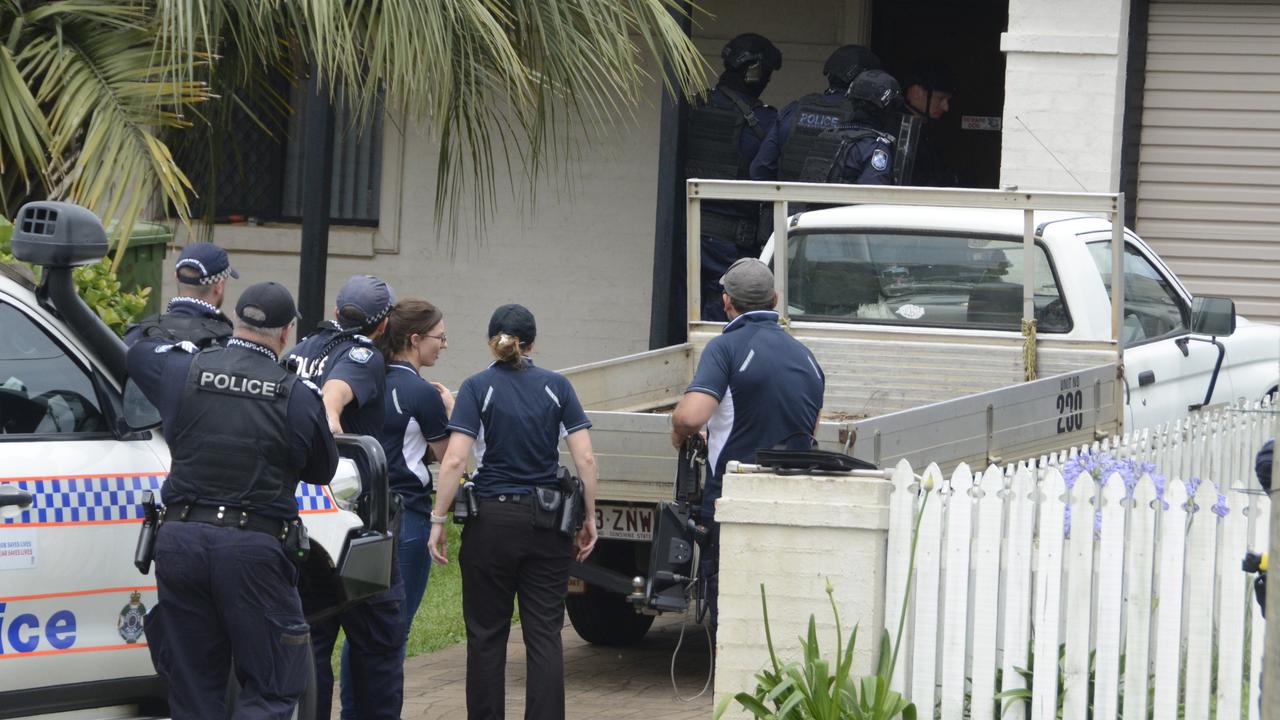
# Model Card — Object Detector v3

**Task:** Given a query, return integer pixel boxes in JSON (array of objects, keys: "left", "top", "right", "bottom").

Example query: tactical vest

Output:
[
  {"left": 165, "top": 345, "right": 301, "bottom": 513},
  {"left": 132, "top": 312, "right": 232, "bottom": 347},
  {"left": 779, "top": 95, "right": 886, "bottom": 183},
  {"left": 684, "top": 88, "right": 766, "bottom": 181}
]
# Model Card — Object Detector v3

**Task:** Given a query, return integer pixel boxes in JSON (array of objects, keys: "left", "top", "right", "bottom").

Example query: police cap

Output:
[
  {"left": 336, "top": 275, "right": 396, "bottom": 329},
  {"left": 823, "top": 45, "right": 881, "bottom": 88},
  {"left": 487, "top": 303, "right": 537, "bottom": 345},
  {"left": 176, "top": 242, "right": 238, "bottom": 285},
  {"left": 236, "top": 282, "right": 299, "bottom": 328},
  {"left": 722, "top": 33, "right": 782, "bottom": 73}
]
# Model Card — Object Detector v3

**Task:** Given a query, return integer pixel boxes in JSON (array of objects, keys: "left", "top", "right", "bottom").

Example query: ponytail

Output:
[{"left": 489, "top": 333, "right": 527, "bottom": 368}]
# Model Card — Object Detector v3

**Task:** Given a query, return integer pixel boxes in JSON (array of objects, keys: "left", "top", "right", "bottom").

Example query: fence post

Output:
[
  {"left": 1122, "top": 475, "right": 1158, "bottom": 720},
  {"left": 1031, "top": 469, "right": 1067, "bottom": 720},
  {"left": 884, "top": 459, "right": 918, "bottom": 695},
  {"left": 969, "top": 464, "right": 1005, "bottom": 720}
]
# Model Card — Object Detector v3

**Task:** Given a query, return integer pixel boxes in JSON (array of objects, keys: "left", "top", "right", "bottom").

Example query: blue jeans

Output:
[{"left": 339, "top": 508, "right": 432, "bottom": 718}]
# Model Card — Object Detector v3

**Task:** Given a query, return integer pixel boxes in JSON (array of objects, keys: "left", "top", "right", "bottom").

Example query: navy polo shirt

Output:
[
  {"left": 447, "top": 359, "right": 591, "bottom": 497},
  {"left": 286, "top": 322, "right": 386, "bottom": 437},
  {"left": 379, "top": 361, "right": 450, "bottom": 514},
  {"left": 687, "top": 311, "right": 825, "bottom": 518}
]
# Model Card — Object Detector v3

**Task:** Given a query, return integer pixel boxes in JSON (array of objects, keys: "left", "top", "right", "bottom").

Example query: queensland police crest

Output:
[
  {"left": 349, "top": 347, "right": 374, "bottom": 364},
  {"left": 871, "top": 148, "right": 890, "bottom": 172},
  {"left": 118, "top": 591, "right": 146, "bottom": 643}
]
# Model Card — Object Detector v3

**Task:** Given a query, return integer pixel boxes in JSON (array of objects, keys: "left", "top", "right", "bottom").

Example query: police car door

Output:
[
  {"left": 0, "top": 278, "right": 169, "bottom": 714},
  {"left": 1084, "top": 237, "right": 1233, "bottom": 430}
]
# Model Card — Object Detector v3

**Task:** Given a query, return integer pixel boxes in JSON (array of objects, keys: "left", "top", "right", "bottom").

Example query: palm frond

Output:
[
  {"left": 0, "top": 43, "right": 51, "bottom": 216},
  {"left": 17, "top": 15, "right": 209, "bottom": 265}
]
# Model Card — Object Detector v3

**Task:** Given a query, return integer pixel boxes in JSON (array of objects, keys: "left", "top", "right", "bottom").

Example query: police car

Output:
[{"left": 0, "top": 203, "right": 392, "bottom": 719}]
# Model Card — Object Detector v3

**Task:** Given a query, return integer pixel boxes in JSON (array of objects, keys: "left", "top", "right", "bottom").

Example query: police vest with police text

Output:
[
  {"left": 131, "top": 311, "right": 232, "bottom": 348},
  {"left": 164, "top": 344, "right": 302, "bottom": 514},
  {"left": 779, "top": 94, "right": 890, "bottom": 183},
  {"left": 685, "top": 87, "right": 767, "bottom": 181}
]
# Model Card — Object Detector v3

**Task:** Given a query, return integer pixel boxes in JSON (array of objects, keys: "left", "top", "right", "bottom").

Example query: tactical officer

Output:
[
  {"left": 127, "top": 282, "right": 337, "bottom": 719},
  {"left": 902, "top": 61, "right": 960, "bottom": 187},
  {"left": 124, "top": 242, "right": 237, "bottom": 346},
  {"left": 286, "top": 274, "right": 404, "bottom": 720},
  {"left": 750, "top": 45, "right": 900, "bottom": 186},
  {"left": 670, "top": 259, "right": 825, "bottom": 632},
  {"left": 428, "top": 304, "right": 599, "bottom": 720},
  {"left": 686, "top": 33, "right": 782, "bottom": 321}
]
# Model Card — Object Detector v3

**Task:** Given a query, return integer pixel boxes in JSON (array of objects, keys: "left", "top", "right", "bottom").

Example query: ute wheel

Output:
[{"left": 566, "top": 584, "right": 655, "bottom": 645}]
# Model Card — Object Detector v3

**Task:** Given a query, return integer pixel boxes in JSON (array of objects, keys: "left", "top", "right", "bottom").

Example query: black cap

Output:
[
  {"left": 823, "top": 45, "right": 881, "bottom": 87},
  {"left": 487, "top": 304, "right": 536, "bottom": 344},
  {"left": 335, "top": 275, "right": 396, "bottom": 329},
  {"left": 722, "top": 33, "right": 782, "bottom": 73},
  {"left": 176, "top": 242, "right": 238, "bottom": 285},
  {"left": 236, "top": 282, "right": 299, "bottom": 328}
]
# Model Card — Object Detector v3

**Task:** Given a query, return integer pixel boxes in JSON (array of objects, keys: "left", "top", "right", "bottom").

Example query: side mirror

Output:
[
  {"left": 1191, "top": 296, "right": 1236, "bottom": 337},
  {"left": 334, "top": 434, "right": 389, "bottom": 534},
  {"left": 122, "top": 377, "right": 162, "bottom": 430}
]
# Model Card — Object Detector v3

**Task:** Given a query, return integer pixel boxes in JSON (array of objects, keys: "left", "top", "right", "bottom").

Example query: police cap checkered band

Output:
[
  {"left": 335, "top": 275, "right": 396, "bottom": 329},
  {"left": 175, "top": 242, "right": 238, "bottom": 284}
]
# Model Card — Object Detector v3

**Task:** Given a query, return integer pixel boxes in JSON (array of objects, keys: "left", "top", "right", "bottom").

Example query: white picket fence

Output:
[{"left": 883, "top": 401, "right": 1276, "bottom": 720}]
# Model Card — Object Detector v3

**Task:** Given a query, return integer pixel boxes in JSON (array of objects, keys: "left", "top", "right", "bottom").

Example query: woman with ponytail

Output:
[{"left": 427, "top": 303, "right": 598, "bottom": 720}]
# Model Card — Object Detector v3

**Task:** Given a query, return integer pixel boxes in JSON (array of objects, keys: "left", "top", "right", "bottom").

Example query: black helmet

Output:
[
  {"left": 904, "top": 60, "right": 956, "bottom": 95},
  {"left": 848, "top": 69, "right": 903, "bottom": 111},
  {"left": 823, "top": 44, "right": 881, "bottom": 88},
  {"left": 721, "top": 33, "right": 782, "bottom": 74}
]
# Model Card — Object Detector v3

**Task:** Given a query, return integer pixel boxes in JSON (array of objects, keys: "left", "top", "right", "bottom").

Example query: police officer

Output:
[
  {"left": 686, "top": 32, "right": 783, "bottom": 321},
  {"left": 902, "top": 61, "right": 960, "bottom": 187},
  {"left": 670, "top": 259, "right": 825, "bottom": 632},
  {"left": 286, "top": 274, "right": 404, "bottom": 720},
  {"left": 124, "top": 242, "right": 237, "bottom": 346},
  {"left": 427, "top": 304, "right": 599, "bottom": 720},
  {"left": 750, "top": 45, "right": 900, "bottom": 186},
  {"left": 126, "top": 281, "right": 337, "bottom": 718}
]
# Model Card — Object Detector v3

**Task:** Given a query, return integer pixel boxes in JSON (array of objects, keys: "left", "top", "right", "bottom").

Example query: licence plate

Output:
[{"left": 594, "top": 504, "right": 654, "bottom": 542}]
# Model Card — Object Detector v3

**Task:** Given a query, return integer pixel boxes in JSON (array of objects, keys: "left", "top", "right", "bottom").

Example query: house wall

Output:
[{"left": 999, "top": 0, "right": 1132, "bottom": 193}]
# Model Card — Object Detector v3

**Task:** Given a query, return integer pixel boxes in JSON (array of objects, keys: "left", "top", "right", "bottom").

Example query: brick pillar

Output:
[{"left": 713, "top": 468, "right": 891, "bottom": 713}]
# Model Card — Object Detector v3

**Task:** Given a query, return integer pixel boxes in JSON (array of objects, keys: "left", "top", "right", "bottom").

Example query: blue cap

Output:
[
  {"left": 336, "top": 275, "right": 396, "bottom": 329},
  {"left": 175, "top": 242, "right": 238, "bottom": 285}
]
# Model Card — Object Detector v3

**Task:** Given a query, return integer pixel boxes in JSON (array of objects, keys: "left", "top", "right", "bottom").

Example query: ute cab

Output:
[{"left": 0, "top": 202, "right": 393, "bottom": 719}]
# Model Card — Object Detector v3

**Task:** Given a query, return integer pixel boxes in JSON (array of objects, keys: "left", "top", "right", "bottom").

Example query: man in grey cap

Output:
[
  {"left": 124, "top": 242, "right": 238, "bottom": 347},
  {"left": 670, "top": 258, "right": 826, "bottom": 636}
]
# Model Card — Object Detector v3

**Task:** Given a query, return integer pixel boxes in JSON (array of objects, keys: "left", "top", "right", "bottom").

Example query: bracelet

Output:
[{"left": 429, "top": 513, "right": 449, "bottom": 525}]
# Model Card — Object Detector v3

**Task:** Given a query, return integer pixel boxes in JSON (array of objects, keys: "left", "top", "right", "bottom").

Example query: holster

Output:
[
  {"left": 134, "top": 491, "right": 160, "bottom": 575},
  {"left": 282, "top": 520, "right": 310, "bottom": 568},
  {"left": 453, "top": 480, "right": 479, "bottom": 524},
  {"left": 532, "top": 486, "right": 562, "bottom": 530},
  {"left": 556, "top": 467, "right": 586, "bottom": 538}
]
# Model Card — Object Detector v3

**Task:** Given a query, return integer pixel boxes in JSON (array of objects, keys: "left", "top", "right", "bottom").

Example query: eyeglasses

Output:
[{"left": 425, "top": 333, "right": 447, "bottom": 343}]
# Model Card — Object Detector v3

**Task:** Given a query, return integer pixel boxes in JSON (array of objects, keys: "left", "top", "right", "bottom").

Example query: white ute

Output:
[
  {"left": 559, "top": 182, "right": 1279, "bottom": 645},
  {"left": 0, "top": 201, "right": 394, "bottom": 720}
]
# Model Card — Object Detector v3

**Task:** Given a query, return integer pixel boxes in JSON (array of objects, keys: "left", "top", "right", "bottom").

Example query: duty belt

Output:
[
  {"left": 478, "top": 493, "right": 534, "bottom": 506},
  {"left": 164, "top": 503, "right": 290, "bottom": 539}
]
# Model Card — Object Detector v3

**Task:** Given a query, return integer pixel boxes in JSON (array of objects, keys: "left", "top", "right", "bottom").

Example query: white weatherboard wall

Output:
[
  {"left": 713, "top": 470, "right": 890, "bottom": 714},
  {"left": 1000, "top": 0, "right": 1132, "bottom": 193}
]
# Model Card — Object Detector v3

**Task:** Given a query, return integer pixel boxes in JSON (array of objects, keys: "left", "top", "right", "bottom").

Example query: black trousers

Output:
[
  {"left": 147, "top": 521, "right": 310, "bottom": 720},
  {"left": 460, "top": 499, "right": 573, "bottom": 720}
]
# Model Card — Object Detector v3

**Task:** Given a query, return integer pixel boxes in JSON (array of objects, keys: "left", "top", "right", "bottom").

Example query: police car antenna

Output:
[{"left": 1014, "top": 115, "right": 1089, "bottom": 192}]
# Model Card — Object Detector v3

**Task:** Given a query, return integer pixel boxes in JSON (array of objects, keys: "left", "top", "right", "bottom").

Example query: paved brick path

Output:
[{"left": 397, "top": 613, "right": 715, "bottom": 719}]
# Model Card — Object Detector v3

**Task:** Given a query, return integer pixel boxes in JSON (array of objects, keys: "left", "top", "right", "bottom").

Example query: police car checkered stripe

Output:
[{"left": 1, "top": 475, "right": 335, "bottom": 526}]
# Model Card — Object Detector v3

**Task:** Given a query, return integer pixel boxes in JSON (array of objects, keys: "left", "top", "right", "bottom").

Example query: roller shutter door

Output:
[{"left": 1137, "top": 1, "right": 1280, "bottom": 324}]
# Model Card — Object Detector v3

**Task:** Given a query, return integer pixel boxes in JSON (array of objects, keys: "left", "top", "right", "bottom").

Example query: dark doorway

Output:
[{"left": 871, "top": 0, "right": 1009, "bottom": 189}]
